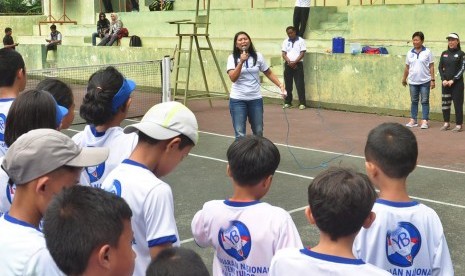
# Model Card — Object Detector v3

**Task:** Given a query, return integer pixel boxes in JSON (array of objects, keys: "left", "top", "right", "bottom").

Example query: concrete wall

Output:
[{"left": 16, "top": 44, "right": 450, "bottom": 121}]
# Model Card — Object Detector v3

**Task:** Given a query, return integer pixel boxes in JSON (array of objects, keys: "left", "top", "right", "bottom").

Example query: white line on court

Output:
[
  {"left": 199, "top": 131, "right": 465, "bottom": 175},
  {"left": 189, "top": 153, "right": 315, "bottom": 180}
]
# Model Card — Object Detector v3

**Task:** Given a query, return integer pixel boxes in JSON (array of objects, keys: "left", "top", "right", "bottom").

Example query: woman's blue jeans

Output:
[
  {"left": 409, "top": 82, "right": 430, "bottom": 121},
  {"left": 229, "top": 98, "right": 263, "bottom": 139}
]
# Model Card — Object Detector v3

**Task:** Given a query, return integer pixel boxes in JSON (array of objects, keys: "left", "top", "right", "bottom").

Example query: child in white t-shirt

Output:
[
  {"left": 192, "top": 135, "right": 302, "bottom": 276},
  {"left": 73, "top": 66, "right": 138, "bottom": 188},
  {"left": 269, "top": 167, "right": 390, "bottom": 276}
]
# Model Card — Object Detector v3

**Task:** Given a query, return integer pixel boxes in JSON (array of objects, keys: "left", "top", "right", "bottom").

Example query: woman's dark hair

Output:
[
  {"left": 80, "top": 66, "right": 125, "bottom": 126},
  {"left": 4, "top": 89, "right": 57, "bottom": 146},
  {"left": 36, "top": 78, "right": 74, "bottom": 109},
  {"left": 98, "top": 12, "right": 106, "bottom": 22},
  {"left": 232, "top": 31, "right": 257, "bottom": 67}
]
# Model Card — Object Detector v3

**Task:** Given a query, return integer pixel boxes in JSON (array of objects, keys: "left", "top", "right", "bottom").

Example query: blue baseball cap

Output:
[
  {"left": 111, "top": 78, "right": 136, "bottom": 113},
  {"left": 53, "top": 98, "right": 68, "bottom": 127}
]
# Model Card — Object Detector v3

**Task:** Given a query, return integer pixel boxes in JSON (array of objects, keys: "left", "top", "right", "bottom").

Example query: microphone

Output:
[{"left": 241, "top": 46, "right": 248, "bottom": 67}]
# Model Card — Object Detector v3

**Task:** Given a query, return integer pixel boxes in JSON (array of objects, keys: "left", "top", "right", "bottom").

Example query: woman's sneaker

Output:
[
  {"left": 405, "top": 120, "right": 418, "bottom": 128},
  {"left": 451, "top": 125, "right": 462, "bottom": 133},
  {"left": 420, "top": 120, "right": 429, "bottom": 129},
  {"left": 440, "top": 123, "right": 451, "bottom": 131}
]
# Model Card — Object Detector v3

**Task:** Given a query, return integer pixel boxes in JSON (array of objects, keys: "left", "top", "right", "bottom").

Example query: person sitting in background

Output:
[
  {"left": 45, "top": 24, "right": 61, "bottom": 51},
  {"left": 3, "top": 27, "right": 18, "bottom": 50},
  {"left": 92, "top": 12, "right": 110, "bottom": 46},
  {"left": 146, "top": 247, "right": 209, "bottom": 276},
  {"left": 98, "top": 13, "right": 123, "bottom": 46}
]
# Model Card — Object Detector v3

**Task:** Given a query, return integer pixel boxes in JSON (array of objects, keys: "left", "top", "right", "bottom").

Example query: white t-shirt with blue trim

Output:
[
  {"left": 282, "top": 36, "right": 307, "bottom": 62},
  {"left": 191, "top": 200, "right": 303, "bottom": 276},
  {"left": 405, "top": 47, "right": 434, "bottom": 85},
  {"left": 0, "top": 98, "right": 15, "bottom": 157},
  {"left": 0, "top": 156, "right": 13, "bottom": 217},
  {"left": 269, "top": 247, "right": 391, "bottom": 275},
  {"left": 101, "top": 159, "right": 179, "bottom": 276},
  {"left": 353, "top": 199, "right": 454, "bottom": 276},
  {"left": 227, "top": 52, "right": 269, "bottom": 101},
  {"left": 0, "top": 213, "right": 64, "bottom": 275},
  {"left": 72, "top": 125, "right": 138, "bottom": 188}
]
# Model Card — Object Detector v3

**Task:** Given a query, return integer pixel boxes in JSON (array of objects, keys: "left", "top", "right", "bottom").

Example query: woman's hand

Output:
[{"left": 240, "top": 51, "right": 249, "bottom": 64}]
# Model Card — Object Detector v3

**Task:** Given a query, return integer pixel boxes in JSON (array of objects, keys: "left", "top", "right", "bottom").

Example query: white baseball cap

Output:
[
  {"left": 124, "top": 101, "right": 199, "bottom": 145},
  {"left": 446, "top": 33, "right": 460, "bottom": 40},
  {"left": 2, "top": 129, "right": 109, "bottom": 185}
]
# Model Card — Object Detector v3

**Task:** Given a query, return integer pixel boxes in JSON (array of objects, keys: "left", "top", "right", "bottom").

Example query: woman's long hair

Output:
[{"left": 232, "top": 31, "right": 257, "bottom": 67}]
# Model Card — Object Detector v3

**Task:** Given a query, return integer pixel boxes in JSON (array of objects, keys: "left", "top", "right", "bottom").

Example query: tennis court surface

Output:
[{"left": 65, "top": 99, "right": 465, "bottom": 275}]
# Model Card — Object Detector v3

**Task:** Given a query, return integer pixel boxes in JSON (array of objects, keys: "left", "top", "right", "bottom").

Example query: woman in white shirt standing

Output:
[{"left": 226, "top": 31, "right": 286, "bottom": 139}]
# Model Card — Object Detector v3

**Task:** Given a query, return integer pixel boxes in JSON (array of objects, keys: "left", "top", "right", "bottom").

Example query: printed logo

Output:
[
  {"left": 0, "top": 113, "right": 6, "bottom": 141},
  {"left": 218, "top": 220, "right": 252, "bottom": 261},
  {"left": 386, "top": 222, "right": 421, "bottom": 267},
  {"left": 5, "top": 183, "right": 15, "bottom": 204},
  {"left": 85, "top": 162, "right": 105, "bottom": 187},
  {"left": 108, "top": 179, "right": 122, "bottom": 197}
]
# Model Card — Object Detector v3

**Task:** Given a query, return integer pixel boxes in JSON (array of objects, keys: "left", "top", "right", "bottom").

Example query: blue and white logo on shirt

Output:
[
  {"left": 85, "top": 162, "right": 105, "bottom": 188},
  {"left": 218, "top": 220, "right": 252, "bottom": 261},
  {"left": 386, "top": 222, "right": 421, "bottom": 267},
  {"left": 5, "top": 183, "right": 15, "bottom": 204},
  {"left": 108, "top": 179, "right": 122, "bottom": 197},
  {"left": 0, "top": 113, "right": 6, "bottom": 141}
]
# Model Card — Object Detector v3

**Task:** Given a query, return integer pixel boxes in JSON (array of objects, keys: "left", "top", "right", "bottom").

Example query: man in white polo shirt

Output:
[
  {"left": 282, "top": 26, "right": 307, "bottom": 110},
  {"left": 402, "top": 31, "right": 435, "bottom": 129}
]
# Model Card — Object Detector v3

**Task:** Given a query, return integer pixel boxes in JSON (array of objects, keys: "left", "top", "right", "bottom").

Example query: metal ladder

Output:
[{"left": 169, "top": 0, "right": 228, "bottom": 106}]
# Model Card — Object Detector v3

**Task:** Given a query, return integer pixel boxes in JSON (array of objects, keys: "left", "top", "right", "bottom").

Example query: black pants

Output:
[
  {"left": 293, "top": 6, "right": 310, "bottom": 38},
  {"left": 103, "top": 0, "right": 113, "bottom": 12},
  {"left": 284, "top": 62, "right": 306, "bottom": 106},
  {"left": 442, "top": 79, "right": 464, "bottom": 125}
]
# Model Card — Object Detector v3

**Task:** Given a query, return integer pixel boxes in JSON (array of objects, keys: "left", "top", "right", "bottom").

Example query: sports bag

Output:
[
  {"left": 362, "top": 46, "right": 389, "bottom": 55},
  {"left": 129, "top": 35, "right": 142, "bottom": 47}
]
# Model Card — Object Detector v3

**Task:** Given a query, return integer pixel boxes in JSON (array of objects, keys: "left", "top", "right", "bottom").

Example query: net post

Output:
[{"left": 162, "top": 55, "right": 172, "bottom": 102}]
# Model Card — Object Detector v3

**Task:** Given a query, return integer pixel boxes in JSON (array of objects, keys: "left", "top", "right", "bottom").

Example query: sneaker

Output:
[
  {"left": 299, "top": 104, "right": 306, "bottom": 110},
  {"left": 405, "top": 120, "right": 418, "bottom": 128},
  {"left": 440, "top": 124, "right": 451, "bottom": 131},
  {"left": 451, "top": 126, "right": 462, "bottom": 133},
  {"left": 420, "top": 121, "right": 429, "bottom": 129},
  {"left": 283, "top": 104, "right": 292, "bottom": 109}
]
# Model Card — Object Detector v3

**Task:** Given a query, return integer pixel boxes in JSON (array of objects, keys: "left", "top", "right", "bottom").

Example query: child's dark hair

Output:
[
  {"left": 80, "top": 66, "right": 126, "bottom": 125},
  {"left": 365, "top": 122, "right": 417, "bottom": 179},
  {"left": 412, "top": 31, "right": 424, "bottom": 41},
  {"left": 43, "top": 185, "right": 132, "bottom": 276},
  {"left": 0, "top": 48, "right": 25, "bottom": 87},
  {"left": 286, "top": 26, "right": 296, "bottom": 32},
  {"left": 146, "top": 247, "right": 209, "bottom": 276},
  {"left": 4, "top": 89, "right": 58, "bottom": 147},
  {"left": 36, "top": 78, "right": 74, "bottom": 109},
  {"left": 232, "top": 31, "right": 257, "bottom": 67},
  {"left": 138, "top": 131, "right": 194, "bottom": 150},
  {"left": 227, "top": 135, "right": 280, "bottom": 186},
  {"left": 308, "top": 167, "right": 377, "bottom": 241},
  {"left": 5, "top": 27, "right": 12, "bottom": 33}
]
